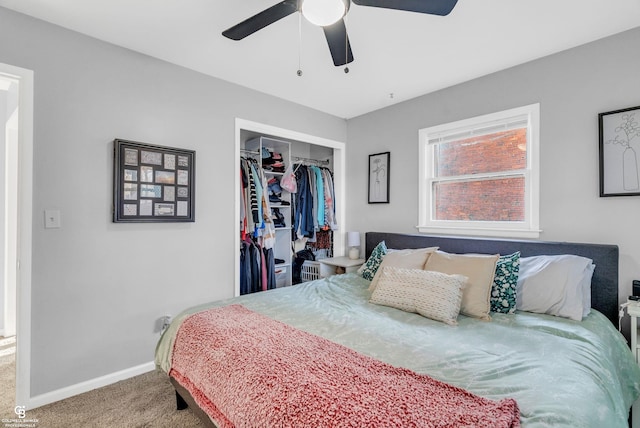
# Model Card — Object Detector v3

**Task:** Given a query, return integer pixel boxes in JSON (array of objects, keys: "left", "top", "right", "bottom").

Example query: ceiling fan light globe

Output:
[{"left": 302, "top": 0, "right": 346, "bottom": 27}]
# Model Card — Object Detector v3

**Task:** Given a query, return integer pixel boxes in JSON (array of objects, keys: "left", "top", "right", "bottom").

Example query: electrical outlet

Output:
[{"left": 155, "top": 315, "right": 172, "bottom": 334}]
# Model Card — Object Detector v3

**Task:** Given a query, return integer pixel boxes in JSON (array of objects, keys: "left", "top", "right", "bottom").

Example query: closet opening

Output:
[{"left": 234, "top": 119, "right": 345, "bottom": 297}]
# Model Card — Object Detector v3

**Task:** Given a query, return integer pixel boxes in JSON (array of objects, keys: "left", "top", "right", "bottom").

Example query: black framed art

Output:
[
  {"left": 599, "top": 105, "right": 640, "bottom": 197},
  {"left": 113, "top": 139, "right": 196, "bottom": 222},
  {"left": 368, "top": 151, "right": 390, "bottom": 204}
]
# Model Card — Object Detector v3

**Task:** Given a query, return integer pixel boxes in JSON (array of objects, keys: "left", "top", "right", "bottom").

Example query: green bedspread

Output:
[{"left": 156, "top": 273, "right": 640, "bottom": 427}]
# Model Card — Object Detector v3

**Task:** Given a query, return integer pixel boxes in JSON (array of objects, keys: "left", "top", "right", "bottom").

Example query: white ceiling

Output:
[{"left": 1, "top": 0, "right": 639, "bottom": 119}]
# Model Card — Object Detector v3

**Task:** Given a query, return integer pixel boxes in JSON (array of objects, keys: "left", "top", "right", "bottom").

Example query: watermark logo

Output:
[
  {"left": 2, "top": 405, "right": 38, "bottom": 427},
  {"left": 13, "top": 407, "right": 25, "bottom": 419}
]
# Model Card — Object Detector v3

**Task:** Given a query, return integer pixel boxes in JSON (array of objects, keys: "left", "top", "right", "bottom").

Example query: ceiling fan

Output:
[{"left": 222, "top": 0, "right": 459, "bottom": 67}]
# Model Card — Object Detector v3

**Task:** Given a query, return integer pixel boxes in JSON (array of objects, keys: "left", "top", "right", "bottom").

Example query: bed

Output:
[{"left": 155, "top": 232, "right": 640, "bottom": 427}]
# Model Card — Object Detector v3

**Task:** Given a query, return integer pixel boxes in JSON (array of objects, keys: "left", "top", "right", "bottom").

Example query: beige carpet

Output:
[{"left": 0, "top": 337, "right": 207, "bottom": 427}]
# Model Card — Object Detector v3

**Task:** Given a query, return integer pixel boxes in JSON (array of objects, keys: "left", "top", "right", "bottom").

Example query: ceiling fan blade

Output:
[
  {"left": 222, "top": 0, "right": 299, "bottom": 41},
  {"left": 323, "top": 19, "right": 354, "bottom": 67},
  {"left": 352, "top": 0, "right": 458, "bottom": 16}
]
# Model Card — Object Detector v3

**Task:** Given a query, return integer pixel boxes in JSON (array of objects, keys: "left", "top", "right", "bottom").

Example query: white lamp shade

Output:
[{"left": 347, "top": 231, "right": 360, "bottom": 247}]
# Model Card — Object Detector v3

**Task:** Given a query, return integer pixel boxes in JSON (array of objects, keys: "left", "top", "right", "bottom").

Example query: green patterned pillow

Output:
[
  {"left": 358, "top": 241, "right": 387, "bottom": 281},
  {"left": 490, "top": 252, "right": 520, "bottom": 314}
]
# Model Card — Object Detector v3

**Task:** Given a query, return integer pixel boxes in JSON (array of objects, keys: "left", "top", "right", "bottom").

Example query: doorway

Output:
[
  {"left": 1, "top": 74, "right": 18, "bottom": 339},
  {"left": 0, "top": 62, "right": 34, "bottom": 410}
]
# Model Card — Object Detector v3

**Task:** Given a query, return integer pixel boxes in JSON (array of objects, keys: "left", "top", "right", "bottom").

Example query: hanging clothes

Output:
[
  {"left": 241, "top": 155, "right": 336, "bottom": 291},
  {"left": 260, "top": 170, "right": 276, "bottom": 250},
  {"left": 239, "top": 235, "right": 276, "bottom": 295},
  {"left": 248, "top": 163, "right": 259, "bottom": 225},
  {"left": 249, "top": 162, "right": 263, "bottom": 230},
  {"left": 322, "top": 169, "right": 337, "bottom": 230},
  {"left": 293, "top": 164, "right": 337, "bottom": 233},
  {"left": 240, "top": 157, "right": 277, "bottom": 244},
  {"left": 240, "top": 158, "right": 258, "bottom": 234},
  {"left": 249, "top": 239, "right": 261, "bottom": 294},
  {"left": 264, "top": 248, "right": 276, "bottom": 290},
  {"left": 240, "top": 239, "right": 251, "bottom": 295},
  {"left": 294, "top": 165, "right": 315, "bottom": 239},
  {"left": 239, "top": 157, "right": 278, "bottom": 294},
  {"left": 312, "top": 166, "right": 325, "bottom": 229},
  {"left": 240, "top": 169, "right": 247, "bottom": 240},
  {"left": 308, "top": 229, "right": 332, "bottom": 250}
]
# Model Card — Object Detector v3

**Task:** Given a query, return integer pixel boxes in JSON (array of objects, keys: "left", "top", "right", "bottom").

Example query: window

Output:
[{"left": 418, "top": 104, "right": 540, "bottom": 238}]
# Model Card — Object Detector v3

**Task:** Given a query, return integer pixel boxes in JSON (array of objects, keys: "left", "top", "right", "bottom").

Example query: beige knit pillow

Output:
[
  {"left": 424, "top": 251, "right": 499, "bottom": 321},
  {"left": 370, "top": 266, "right": 467, "bottom": 325},
  {"left": 368, "top": 247, "right": 438, "bottom": 292}
]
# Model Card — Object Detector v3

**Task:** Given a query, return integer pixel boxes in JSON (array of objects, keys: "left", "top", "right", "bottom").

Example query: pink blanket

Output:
[{"left": 170, "top": 305, "right": 520, "bottom": 428}]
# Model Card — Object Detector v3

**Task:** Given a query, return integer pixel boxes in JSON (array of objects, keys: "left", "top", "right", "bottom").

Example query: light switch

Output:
[{"left": 44, "top": 210, "right": 61, "bottom": 229}]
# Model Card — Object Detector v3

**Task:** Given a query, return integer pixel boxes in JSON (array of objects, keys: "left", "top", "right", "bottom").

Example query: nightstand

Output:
[
  {"left": 319, "top": 256, "right": 365, "bottom": 278},
  {"left": 629, "top": 302, "right": 640, "bottom": 364}
]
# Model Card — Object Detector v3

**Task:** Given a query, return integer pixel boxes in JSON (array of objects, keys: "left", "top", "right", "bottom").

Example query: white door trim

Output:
[{"left": 0, "top": 62, "right": 34, "bottom": 410}]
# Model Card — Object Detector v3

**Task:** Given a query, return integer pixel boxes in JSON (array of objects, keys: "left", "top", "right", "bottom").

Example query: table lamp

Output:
[{"left": 347, "top": 231, "right": 361, "bottom": 260}]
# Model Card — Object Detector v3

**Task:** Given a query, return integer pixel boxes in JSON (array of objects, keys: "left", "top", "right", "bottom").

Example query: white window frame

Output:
[{"left": 417, "top": 103, "right": 541, "bottom": 238}]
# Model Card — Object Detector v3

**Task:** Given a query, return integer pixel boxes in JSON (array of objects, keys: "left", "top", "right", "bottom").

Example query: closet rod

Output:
[
  {"left": 240, "top": 148, "right": 260, "bottom": 155},
  {"left": 293, "top": 156, "right": 330, "bottom": 165}
]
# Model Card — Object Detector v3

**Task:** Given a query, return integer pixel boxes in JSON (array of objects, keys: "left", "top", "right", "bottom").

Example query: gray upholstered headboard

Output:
[{"left": 365, "top": 232, "right": 620, "bottom": 325}]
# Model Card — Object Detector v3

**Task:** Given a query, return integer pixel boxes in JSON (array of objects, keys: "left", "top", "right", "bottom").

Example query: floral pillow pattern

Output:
[
  {"left": 490, "top": 252, "right": 520, "bottom": 314},
  {"left": 358, "top": 241, "right": 388, "bottom": 281}
]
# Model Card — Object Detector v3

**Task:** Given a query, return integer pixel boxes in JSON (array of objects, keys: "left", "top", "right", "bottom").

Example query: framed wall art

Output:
[
  {"left": 599, "top": 105, "right": 640, "bottom": 197},
  {"left": 113, "top": 139, "right": 196, "bottom": 222},
  {"left": 368, "top": 151, "right": 390, "bottom": 204}
]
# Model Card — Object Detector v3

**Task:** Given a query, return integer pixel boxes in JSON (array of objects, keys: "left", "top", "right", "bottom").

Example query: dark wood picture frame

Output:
[
  {"left": 368, "top": 151, "right": 390, "bottom": 204},
  {"left": 113, "top": 139, "right": 196, "bottom": 222},
  {"left": 599, "top": 105, "right": 640, "bottom": 197}
]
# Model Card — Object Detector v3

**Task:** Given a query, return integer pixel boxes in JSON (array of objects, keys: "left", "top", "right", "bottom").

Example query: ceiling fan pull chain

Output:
[
  {"left": 343, "top": 13, "right": 349, "bottom": 74},
  {"left": 297, "top": 11, "right": 303, "bottom": 77}
]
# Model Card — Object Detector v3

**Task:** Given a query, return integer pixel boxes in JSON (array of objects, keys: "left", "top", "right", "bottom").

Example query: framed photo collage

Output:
[{"left": 113, "top": 139, "right": 195, "bottom": 222}]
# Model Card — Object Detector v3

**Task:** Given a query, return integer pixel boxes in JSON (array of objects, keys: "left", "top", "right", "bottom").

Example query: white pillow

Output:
[
  {"left": 581, "top": 263, "right": 596, "bottom": 318},
  {"left": 516, "top": 255, "right": 594, "bottom": 321},
  {"left": 370, "top": 266, "right": 467, "bottom": 325},
  {"left": 368, "top": 247, "right": 438, "bottom": 292}
]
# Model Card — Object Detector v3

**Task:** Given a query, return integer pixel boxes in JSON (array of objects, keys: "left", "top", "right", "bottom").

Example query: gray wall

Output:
[
  {"left": 0, "top": 7, "right": 346, "bottom": 396},
  {"left": 346, "top": 26, "right": 640, "bottom": 318}
]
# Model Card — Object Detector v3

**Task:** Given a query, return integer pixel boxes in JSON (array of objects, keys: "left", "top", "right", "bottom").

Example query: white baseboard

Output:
[{"left": 26, "top": 360, "right": 155, "bottom": 410}]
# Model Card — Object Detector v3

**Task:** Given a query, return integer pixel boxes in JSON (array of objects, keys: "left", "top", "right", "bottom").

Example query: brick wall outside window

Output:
[{"left": 433, "top": 129, "right": 527, "bottom": 221}]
